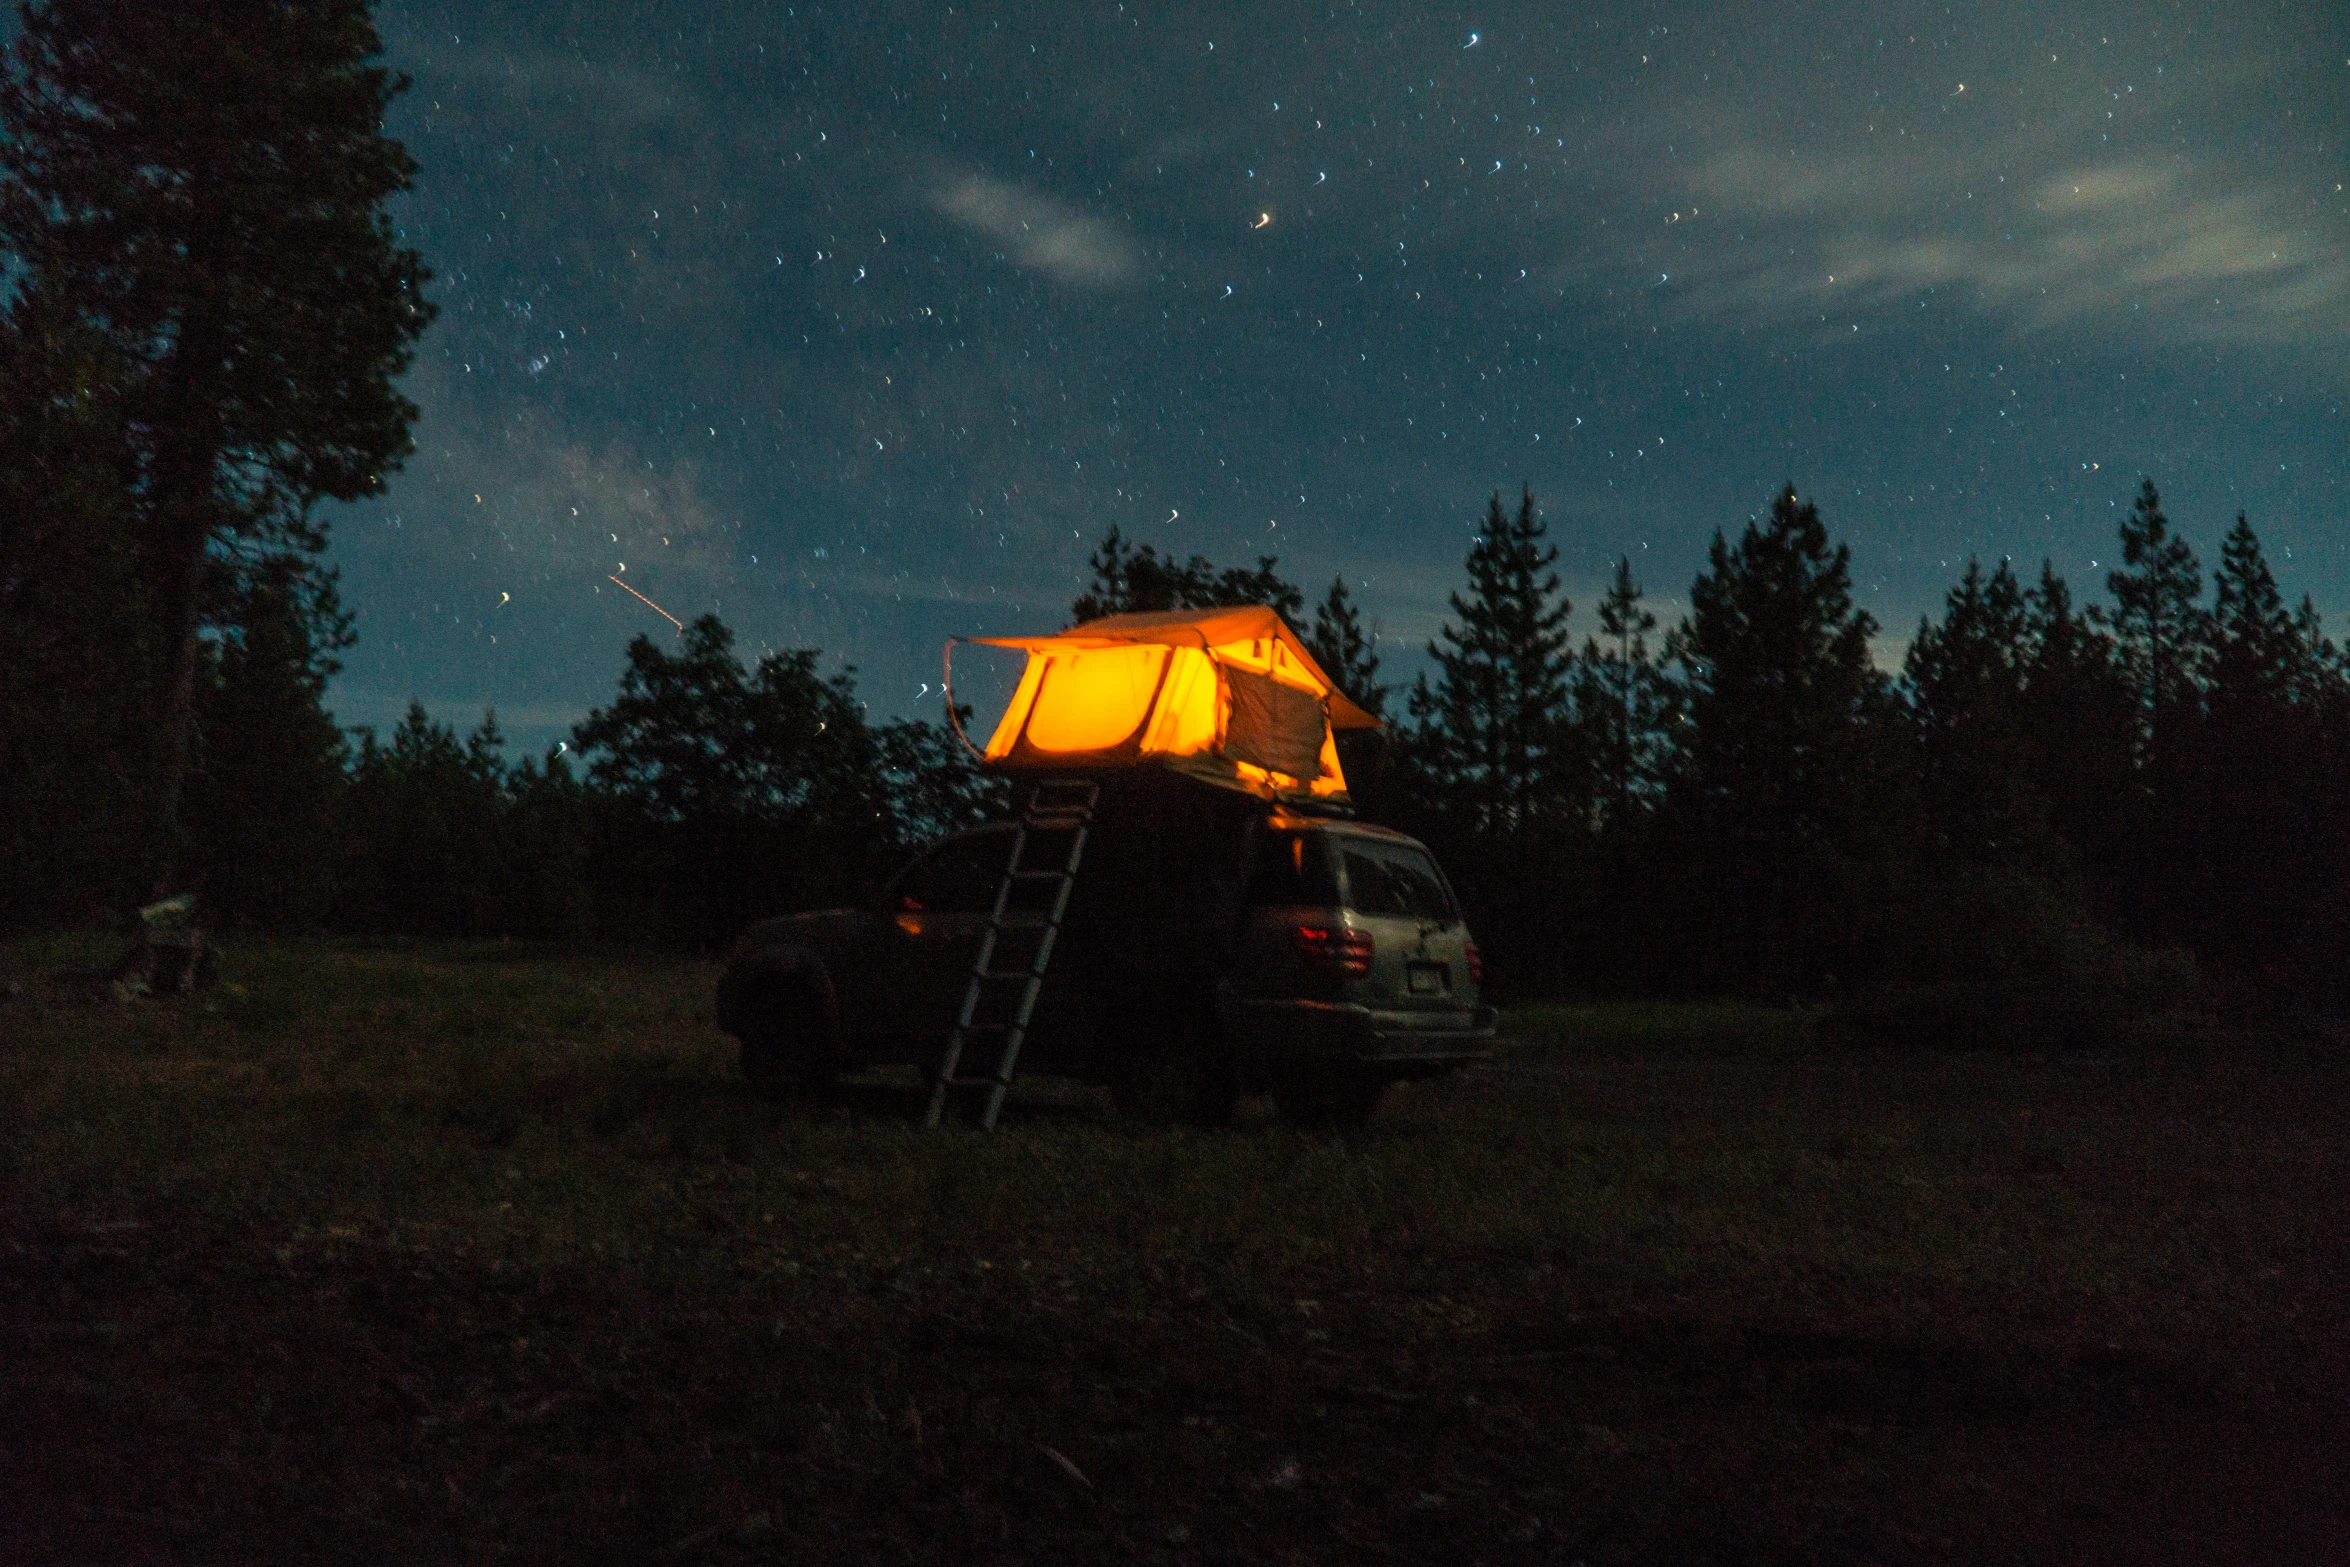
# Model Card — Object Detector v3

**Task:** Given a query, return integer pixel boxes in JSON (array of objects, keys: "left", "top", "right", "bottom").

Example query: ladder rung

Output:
[{"left": 924, "top": 776, "right": 1093, "bottom": 1131}]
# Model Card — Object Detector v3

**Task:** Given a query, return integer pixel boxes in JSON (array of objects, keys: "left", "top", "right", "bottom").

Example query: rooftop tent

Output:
[{"left": 953, "top": 605, "right": 1382, "bottom": 801}]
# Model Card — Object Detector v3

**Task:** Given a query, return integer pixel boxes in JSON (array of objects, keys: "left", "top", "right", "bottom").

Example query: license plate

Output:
[{"left": 1407, "top": 962, "right": 1446, "bottom": 995}]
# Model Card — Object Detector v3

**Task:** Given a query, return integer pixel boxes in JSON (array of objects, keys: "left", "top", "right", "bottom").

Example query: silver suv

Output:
[
  {"left": 1220, "top": 811, "right": 1494, "bottom": 1122},
  {"left": 715, "top": 794, "right": 1494, "bottom": 1125}
]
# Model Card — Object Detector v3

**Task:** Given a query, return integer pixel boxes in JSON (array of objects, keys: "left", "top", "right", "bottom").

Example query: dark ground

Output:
[
  {"left": 3, "top": 943, "right": 2347, "bottom": 1563},
  {"left": 8, "top": 1215, "right": 2348, "bottom": 1564}
]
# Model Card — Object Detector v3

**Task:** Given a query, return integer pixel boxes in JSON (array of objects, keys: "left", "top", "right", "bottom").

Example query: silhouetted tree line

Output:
[
  {"left": 1328, "top": 481, "right": 2350, "bottom": 1014},
  {"left": 6, "top": 569, "right": 1004, "bottom": 943},
  {"left": 1042, "top": 489, "right": 2328, "bottom": 1014},
  {"left": 15, "top": 351, "right": 2350, "bottom": 1009},
  {"left": 1053, "top": 485, "right": 2350, "bottom": 1013}
]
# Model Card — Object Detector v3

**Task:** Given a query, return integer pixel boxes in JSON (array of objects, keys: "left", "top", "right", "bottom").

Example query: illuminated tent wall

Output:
[{"left": 957, "top": 606, "right": 1382, "bottom": 801}]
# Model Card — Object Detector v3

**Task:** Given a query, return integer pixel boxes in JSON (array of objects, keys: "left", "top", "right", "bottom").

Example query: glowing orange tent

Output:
[{"left": 952, "top": 606, "right": 1382, "bottom": 801}]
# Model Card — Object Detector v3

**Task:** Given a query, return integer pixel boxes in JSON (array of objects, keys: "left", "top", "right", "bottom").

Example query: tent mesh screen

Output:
[{"left": 1222, "top": 667, "right": 1325, "bottom": 780}]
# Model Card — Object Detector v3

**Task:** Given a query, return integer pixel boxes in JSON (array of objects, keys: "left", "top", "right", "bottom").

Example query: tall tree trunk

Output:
[
  {"left": 137, "top": 316, "right": 225, "bottom": 902},
  {"left": 141, "top": 507, "right": 212, "bottom": 899}
]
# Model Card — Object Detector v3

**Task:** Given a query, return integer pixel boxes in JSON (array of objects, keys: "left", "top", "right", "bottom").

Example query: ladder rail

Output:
[{"left": 925, "top": 778, "right": 1097, "bottom": 1128}]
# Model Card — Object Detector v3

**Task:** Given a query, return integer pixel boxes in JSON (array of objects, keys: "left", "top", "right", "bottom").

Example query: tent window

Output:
[
  {"left": 1023, "top": 645, "right": 1169, "bottom": 752},
  {"left": 1223, "top": 667, "right": 1325, "bottom": 780}
]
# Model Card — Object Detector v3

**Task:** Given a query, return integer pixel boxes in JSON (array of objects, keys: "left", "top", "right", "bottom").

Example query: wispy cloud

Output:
[
  {"left": 1649, "top": 139, "right": 2345, "bottom": 345},
  {"left": 1534, "top": 30, "right": 2348, "bottom": 355},
  {"left": 378, "top": 9, "right": 695, "bottom": 132},
  {"left": 927, "top": 171, "right": 1143, "bottom": 288}
]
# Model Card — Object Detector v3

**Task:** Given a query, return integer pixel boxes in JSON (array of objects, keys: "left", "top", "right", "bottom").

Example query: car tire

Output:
[
  {"left": 1112, "top": 1013, "right": 1238, "bottom": 1128},
  {"left": 1274, "top": 1067, "right": 1387, "bottom": 1128},
  {"left": 739, "top": 994, "right": 833, "bottom": 1099}
]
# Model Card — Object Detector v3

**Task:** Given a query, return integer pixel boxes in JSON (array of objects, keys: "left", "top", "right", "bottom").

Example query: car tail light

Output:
[
  {"left": 1291, "top": 924, "right": 1373, "bottom": 976},
  {"left": 1463, "top": 941, "right": 1482, "bottom": 986}
]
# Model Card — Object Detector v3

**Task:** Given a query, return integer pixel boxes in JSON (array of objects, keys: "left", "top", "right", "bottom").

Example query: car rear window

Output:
[
  {"left": 1338, "top": 840, "right": 1456, "bottom": 920},
  {"left": 1245, "top": 830, "right": 1340, "bottom": 907}
]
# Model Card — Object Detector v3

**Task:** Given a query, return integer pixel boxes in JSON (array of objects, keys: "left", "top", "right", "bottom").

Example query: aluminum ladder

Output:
[{"left": 924, "top": 778, "right": 1098, "bottom": 1129}]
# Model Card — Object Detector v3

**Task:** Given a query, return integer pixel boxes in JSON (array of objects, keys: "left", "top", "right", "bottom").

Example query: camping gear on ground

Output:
[{"left": 107, "top": 894, "right": 219, "bottom": 1000}]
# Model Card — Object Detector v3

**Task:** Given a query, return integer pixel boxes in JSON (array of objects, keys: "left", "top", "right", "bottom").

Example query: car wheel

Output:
[
  {"left": 739, "top": 995, "right": 833, "bottom": 1099},
  {"left": 1274, "top": 1067, "right": 1387, "bottom": 1128},
  {"left": 1112, "top": 1014, "right": 1237, "bottom": 1128}
]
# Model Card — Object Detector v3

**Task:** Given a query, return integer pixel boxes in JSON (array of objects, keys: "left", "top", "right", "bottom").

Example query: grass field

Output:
[{"left": 4, "top": 936, "right": 2347, "bottom": 1563}]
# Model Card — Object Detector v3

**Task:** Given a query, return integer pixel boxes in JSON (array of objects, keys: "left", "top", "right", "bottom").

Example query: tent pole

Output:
[{"left": 941, "top": 638, "right": 990, "bottom": 763}]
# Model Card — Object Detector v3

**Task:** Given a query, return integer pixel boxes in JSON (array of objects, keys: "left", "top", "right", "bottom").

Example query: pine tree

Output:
[
  {"left": 1070, "top": 527, "right": 1302, "bottom": 624},
  {"left": 0, "top": 288, "right": 156, "bottom": 926},
  {"left": 340, "top": 703, "right": 508, "bottom": 936},
  {"left": 1305, "top": 576, "right": 1387, "bottom": 720},
  {"left": 2100, "top": 479, "right": 2207, "bottom": 766},
  {"left": 1408, "top": 487, "right": 1577, "bottom": 834},
  {"left": 1903, "top": 558, "right": 2044, "bottom": 866},
  {"left": 2208, "top": 514, "right": 2303, "bottom": 709},
  {"left": 2294, "top": 597, "right": 2350, "bottom": 999},
  {"left": 1671, "top": 485, "right": 1899, "bottom": 992},
  {"left": 1572, "top": 556, "right": 1674, "bottom": 830},
  {"left": 183, "top": 556, "right": 352, "bottom": 928},
  {"left": 2085, "top": 480, "right": 2212, "bottom": 947},
  {"left": 497, "top": 745, "right": 592, "bottom": 941},
  {"left": 2193, "top": 514, "right": 2335, "bottom": 974},
  {"left": 0, "top": 0, "right": 436, "bottom": 890},
  {"left": 2016, "top": 562, "right": 2129, "bottom": 825},
  {"left": 2289, "top": 597, "right": 2344, "bottom": 709}
]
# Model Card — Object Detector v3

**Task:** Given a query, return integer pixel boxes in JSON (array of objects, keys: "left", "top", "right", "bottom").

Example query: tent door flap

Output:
[{"left": 1221, "top": 665, "right": 1325, "bottom": 781}]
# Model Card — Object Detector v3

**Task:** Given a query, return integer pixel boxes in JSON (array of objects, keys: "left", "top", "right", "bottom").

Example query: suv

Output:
[{"left": 715, "top": 787, "right": 1494, "bottom": 1125}]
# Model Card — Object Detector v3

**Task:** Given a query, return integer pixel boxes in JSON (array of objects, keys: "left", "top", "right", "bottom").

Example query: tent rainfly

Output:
[{"left": 953, "top": 605, "right": 1382, "bottom": 801}]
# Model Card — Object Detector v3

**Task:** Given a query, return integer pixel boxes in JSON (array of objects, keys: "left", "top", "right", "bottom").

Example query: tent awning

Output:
[
  {"left": 970, "top": 605, "right": 1381, "bottom": 731},
  {"left": 955, "top": 604, "right": 1379, "bottom": 801}
]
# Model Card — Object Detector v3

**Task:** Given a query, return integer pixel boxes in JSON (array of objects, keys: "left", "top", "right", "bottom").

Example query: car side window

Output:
[
  {"left": 893, "top": 831, "right": 1013, "bottom": 913},
  {"left": 1245, "top": 830, "right": 1340, "bottom": 907},
  {"left": 1338, "top": 842, "right": 1456, "bottom": 920}
]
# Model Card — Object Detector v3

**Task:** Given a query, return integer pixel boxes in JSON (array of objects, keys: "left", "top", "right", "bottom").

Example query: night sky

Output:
[{"left": 331, "top": 1, "right": 2349, "bottom": 754}]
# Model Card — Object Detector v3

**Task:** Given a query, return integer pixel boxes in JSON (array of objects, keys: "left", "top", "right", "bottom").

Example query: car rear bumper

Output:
[{"left": 1220, "top": 996, "right": 1496, "bottom": 1072}]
